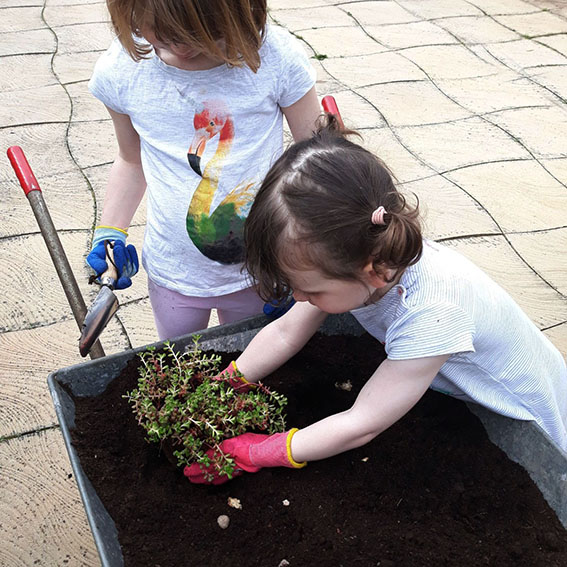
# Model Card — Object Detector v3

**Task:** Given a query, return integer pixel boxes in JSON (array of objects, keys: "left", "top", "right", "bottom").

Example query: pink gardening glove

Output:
[
  {"left": 213, "top": 361, "right": 256, "bottom": 393},
  {"left": 184, "top": 429, "right": 306, "bottom": 485}
]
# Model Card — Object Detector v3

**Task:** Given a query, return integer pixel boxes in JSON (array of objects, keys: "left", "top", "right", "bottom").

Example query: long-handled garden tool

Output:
[
  {"left": 322, "top": 95, "right": 344, "bottom": 129},
  {"left": 7, "top": 146, "right": 107, "bottom": 359}
]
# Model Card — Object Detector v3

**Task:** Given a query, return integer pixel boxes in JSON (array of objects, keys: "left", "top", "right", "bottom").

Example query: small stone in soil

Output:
[
  {"left": 278, "top": 560, "right": 290, "bottom": 567},
  {"left": 227, "top": 497, "right": 242, "bottom": 510},
  {"left": 217, "top": 515, "right": 230, "bottom": 529},
  {"left": 282, "top": 499, "right": 290, "bottom": 506}
]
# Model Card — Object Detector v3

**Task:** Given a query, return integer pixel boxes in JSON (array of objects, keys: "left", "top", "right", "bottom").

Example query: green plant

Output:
[{"left": 125, "top": 339, "right": 287, "bottom": 480}]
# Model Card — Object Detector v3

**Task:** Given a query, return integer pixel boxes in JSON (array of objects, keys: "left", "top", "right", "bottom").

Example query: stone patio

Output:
[{"left": 1, "top": 0, "right": 566, "bottom": 564}]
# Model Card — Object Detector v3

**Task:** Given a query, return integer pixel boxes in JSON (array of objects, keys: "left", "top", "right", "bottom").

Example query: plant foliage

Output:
[{"left": 125, "top": 339, "right": 287, "bottom": 479}]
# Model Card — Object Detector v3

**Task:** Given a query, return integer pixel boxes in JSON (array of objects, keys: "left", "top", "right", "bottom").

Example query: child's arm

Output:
[
  {"left": 186, "top": 352, "right": 450, "bottom": 484},
  {"left": 290, "top": 354, "right": 450, "bottom": 461},
  {"left": 85, "top": 107, "right": 146, "bottom": 287},
  {"left": 282, "top": 86, "right": 322, "bottom": 142},
  {"left": 98, "top": 107, "right": 147, "bottom": 227},
  {"left": 235, "top": 300, "right": 329, "bottom": 381}
]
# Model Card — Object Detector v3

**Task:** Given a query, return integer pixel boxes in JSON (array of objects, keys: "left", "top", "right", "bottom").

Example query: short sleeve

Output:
[
  {"left": 88, "top": 39, "right": 128, "bottom": 114},
  {"left": 270, "top": 27, "right": 316, "bottom": 108},
  {"left": 385, "top": 302, "right": 476, "bottom": 360}
]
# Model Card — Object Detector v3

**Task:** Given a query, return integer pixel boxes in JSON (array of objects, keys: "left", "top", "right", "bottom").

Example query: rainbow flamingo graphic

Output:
[{"left": 186, "top": 101, "right": 256, "bottom": 264}]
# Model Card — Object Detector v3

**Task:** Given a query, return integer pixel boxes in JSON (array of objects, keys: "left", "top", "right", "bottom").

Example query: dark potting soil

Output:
[{"left": 70, "top": 333, "right": 567, "bottom": 567}]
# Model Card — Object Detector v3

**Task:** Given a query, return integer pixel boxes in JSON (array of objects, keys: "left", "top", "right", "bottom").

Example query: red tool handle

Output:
[
  {"left": 6, "top": 146, "right": 41, "bottom": 195},
  {"left": 321, "top": 95, "right": 344, "bottom": 130}
]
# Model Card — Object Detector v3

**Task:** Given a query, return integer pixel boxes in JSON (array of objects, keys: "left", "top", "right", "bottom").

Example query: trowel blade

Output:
[{"left": 79, "top": 286, "right": 119, "bottom": 357}]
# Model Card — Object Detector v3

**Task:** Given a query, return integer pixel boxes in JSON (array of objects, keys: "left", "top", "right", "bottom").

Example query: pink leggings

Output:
[{"left": 148, "top": 278, "right": 264, "bottom": 340}]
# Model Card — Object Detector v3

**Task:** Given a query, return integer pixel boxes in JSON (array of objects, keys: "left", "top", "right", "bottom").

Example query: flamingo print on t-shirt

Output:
[{"left": 185, "top": 100, "right": 256, "bottom": 265}]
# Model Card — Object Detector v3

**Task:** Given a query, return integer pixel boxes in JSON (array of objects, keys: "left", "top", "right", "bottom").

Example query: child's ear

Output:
[{"left": 362, "top": 260, "right": 389, "bottom": 289}]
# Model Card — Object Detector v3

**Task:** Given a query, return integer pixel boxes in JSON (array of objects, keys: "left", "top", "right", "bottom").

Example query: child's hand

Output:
[
  {"left": 184, "top": 429, "right": 306, "bottom": 485},
  {"left": 86, "top": 226, "right": 139, "bottom": 289},
  {"left": 213, "top": 361, "right": 256, "bottom": 392}
]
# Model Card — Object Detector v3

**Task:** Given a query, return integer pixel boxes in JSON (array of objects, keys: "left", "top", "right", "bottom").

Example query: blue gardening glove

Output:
[
  {"left": 263, "top": 296, "right": 296, "bottom": 319},
  {"left": 86, "top": 226, "right": 139, "bottom": 289}
]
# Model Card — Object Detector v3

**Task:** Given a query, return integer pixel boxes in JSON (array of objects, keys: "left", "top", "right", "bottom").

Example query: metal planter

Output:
[{"left": 48, "top": 313, "right": 567, "bottom": 566}]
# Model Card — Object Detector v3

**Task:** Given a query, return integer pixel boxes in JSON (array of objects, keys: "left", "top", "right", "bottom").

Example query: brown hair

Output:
[
  {"left": 244, "top": 114, "right": 423, "bottom": 303},
  {"left": 107, "top": 0, "right": 267, "bottom": 71}
]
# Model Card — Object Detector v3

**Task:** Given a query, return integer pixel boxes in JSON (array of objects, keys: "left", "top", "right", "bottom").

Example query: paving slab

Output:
[
  {"left": 402, "top": 174, "right": 500, "bottom": 240},
  {"left": 527, "top": 65, "right": 567, "bottom": 101},
  {"left": 359, "top": 80, "right": 474, "bottom": 126},
  {"left": 1, "top": 169, "right": 94, "bottom": 238},
  {"left": 323, "top": 50, "right": 427, "bottom": 88},
  {"left": 435, "top": 72, "right": 554, "bottom": 114},
  {"left": 51, "top": 22, "right": 114, "bottom": 55},
  {"left": 446, "top": 236, "right": 567, "bottom": 328},
  {"left": 488, "top": 106, "right": 567, "bottom": 158},
  {"left": 536, "top": 33, "right": 567, "bottom": 56},
  {"left": 0, "top": 123, "right": 78, "bottom": 182},
  {"left": 345, "top": 1, "right": 420, "bottom": 26},
  {"left": 444, "top": 160, "right": 567, "bottom": 231},
  {"left": 1, "top": 232, "right": 93, "bottom": 332},
  {"left": 270, "top": 5, "right": 354, "bottom": 31},
  {"left": 485, "top": 37, "right": 567, "bottom": 69},
  {"left": 66, "top": 81, "right": 111, "bottom": 122},
  {"left": 298, "top": 26, "right": 387, "bottom": 58},
  {"left": 0, "top": 54, "right": 59, "bottom": 92},
  {"left": 364, "top": 20, "right": 458, "bottom": 49},
  {"left": 545, "top": 322, "right": 567, "bottom": 356},
  {"left": 1, "top": 6, "right": 45, "bottom": 33},
  {"left": 0, "top": 28, "right": 55, "bottom": 57},
  {"left": 363, "top": 127, "right": 438, "bottom": 183},
  {"left": 68, "top": 119, "right": 118, "bottom": 168},
  {"left": 394, "top": 116, "right": 530, "bottom": 172},
  {"left": 508, "top": 228, "right": 567, "bottom": 296},
  {"left": 0, "top": 85, "right": 70, "bottom": 129},
  {"left": 398, "top": 0, "right": 484, "bottom": 19},
  {"left": 494, "top": 10, "right": 567, "bottom": 36},
  {"left": 434, "top": 15, "right": 522, "bottom": 43},
  {"left": 0, "top": 430, "right": 100, "bottom": 566},
  {"left": 402, "top": 43, "right": 504, "bottom": 79},
  {"left": 53, "top": 51, "right": 105, "bottom": 85},
  {"left": 0, "top": 320, "right": 129, "bottom": 439},
  {"left": 43, "top": 1, "right": 108, "bottom": 26},
  {"left": 464, "top": 0, "right": 539, "bottom": 13}
]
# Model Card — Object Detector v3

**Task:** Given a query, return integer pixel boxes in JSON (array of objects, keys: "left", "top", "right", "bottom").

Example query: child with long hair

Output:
[
  {"left": 186, "top": 115, "right": 567, "bottom": 484},
  {"left": 86, "top": 0, "right": 321, "bottom": 338}
]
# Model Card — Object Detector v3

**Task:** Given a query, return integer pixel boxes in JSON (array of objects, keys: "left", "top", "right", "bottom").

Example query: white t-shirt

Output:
[
  {"left": 351, "top": 240, "right": 567, "bottom": 451},
  {"left": 89, "top": 25, "right": 316, "bottom": 296}
]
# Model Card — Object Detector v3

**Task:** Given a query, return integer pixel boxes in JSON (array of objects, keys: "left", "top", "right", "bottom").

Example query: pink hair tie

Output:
[{"left": 371, "top": 206, "right": 387, "bottom": 226}]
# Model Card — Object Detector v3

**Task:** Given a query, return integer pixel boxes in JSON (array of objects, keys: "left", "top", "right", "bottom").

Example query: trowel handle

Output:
[
  {"left": 322, "top": 95, "right": 344, "bottom": 130},
  {"left": 7, "top": 146, "right": 41, "bottom": 195},
  {"left": 100, "top": 241, "right": 119, "bottom": 288}
]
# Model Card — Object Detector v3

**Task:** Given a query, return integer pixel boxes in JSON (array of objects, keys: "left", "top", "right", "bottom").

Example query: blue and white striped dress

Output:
[{"left": 351, "top": 240, "right": 567, "bottom": 451}]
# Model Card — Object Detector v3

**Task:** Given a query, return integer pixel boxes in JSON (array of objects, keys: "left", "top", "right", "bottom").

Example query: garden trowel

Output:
[{"left": 79, "top": 241, "right": 120, "bottom": 357}]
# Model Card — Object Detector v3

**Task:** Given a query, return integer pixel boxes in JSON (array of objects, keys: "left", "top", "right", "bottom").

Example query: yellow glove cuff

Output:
[
  {"left": 230, "top": 361, "right": 254, "bottom": 387},
  {"left": 95, "top": 225, "right": 128, "bottom": 236},
  {"left": 286, "top": 428, "right": 307, "bottom": 469}
]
